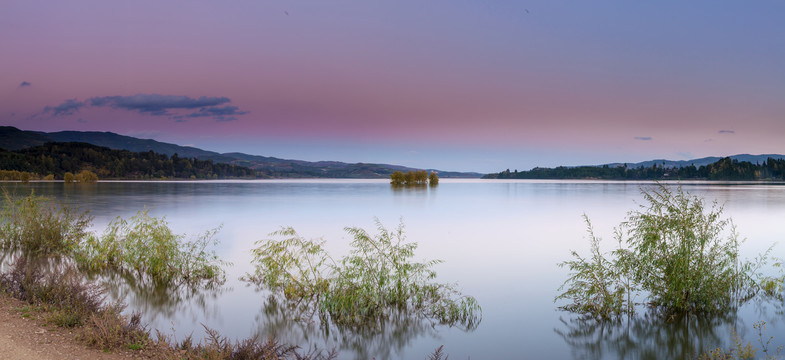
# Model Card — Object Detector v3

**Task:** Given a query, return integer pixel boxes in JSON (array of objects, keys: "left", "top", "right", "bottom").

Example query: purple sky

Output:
[{"left": 2, "top": 1, "right": 784, "bottom": 172}]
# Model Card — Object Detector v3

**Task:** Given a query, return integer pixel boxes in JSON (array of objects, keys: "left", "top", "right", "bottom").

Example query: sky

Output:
[{"left": 2, "top": 1, "right": 784, "bottom": 173}]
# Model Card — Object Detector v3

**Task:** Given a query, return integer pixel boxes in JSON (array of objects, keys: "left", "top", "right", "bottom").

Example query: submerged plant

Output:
[
  {"left": 76, "top": 210, "right": 227, "bottom": 286},
  {"left": 0, "top": 191, "right": 93, "bottom": 258},
  {"left": 245, "top": 219, "right": 481, "bottom": 330},
  {"left": 556, "top": 216, "right": 632, "bottom": 319},
  {"left": 556, "top": 185, "right": 774, "bottom": 319}
]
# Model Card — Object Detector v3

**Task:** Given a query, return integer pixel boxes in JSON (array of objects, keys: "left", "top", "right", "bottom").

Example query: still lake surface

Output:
[{"left": 5, "top": 179, "right": 785, "bottom": 359}]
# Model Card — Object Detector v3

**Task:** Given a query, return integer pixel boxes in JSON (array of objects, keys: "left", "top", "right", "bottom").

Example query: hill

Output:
[
  {"left": 0, "top": 142, "right": 257, "bottom": 180},
  {"left": 603, "top": 154, "right": 785, "bottom": 169},
  {"left": 0, "top": 127, "right": 481, "bottom": 179},
  {"left": 485, "top": 156, "right": 785, "bottom": 181}
]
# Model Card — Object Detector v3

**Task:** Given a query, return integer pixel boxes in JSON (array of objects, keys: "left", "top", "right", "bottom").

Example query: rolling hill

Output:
[{"left": 0, "top": 127, "right": 481, "bottom": 178}]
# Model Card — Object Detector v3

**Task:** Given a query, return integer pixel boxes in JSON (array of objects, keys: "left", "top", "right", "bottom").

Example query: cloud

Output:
[
  {"left": 43, "top": 99, "right": 86, "bottom": 116},
  {"left": 185, "top": 105, "right": 248, "bottom": 118},
  {"left": 214, "top": 116, "right": 238, "bottom": 122},
  {"left": 89, "top": 94, "right": 232, "bottom": 116},
  {"left": 634, "top": 136, "right": 652, "bottom": 141},
  {"left": 43, "top": 93, "right": 247, "bottom": 122},
  {"left": 19, "top": 81, "right": 31, "bottom": 88},
  {"left": 677, "top": 152, "right": 693, "bottom": 159},
  {"left": 718, "top": 129, "right": 735, "bottom": 134}
]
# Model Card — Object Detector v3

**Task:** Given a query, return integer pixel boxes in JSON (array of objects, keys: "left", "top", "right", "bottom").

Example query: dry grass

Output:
[{"left": 0, "top": 256, "right": 343, "bottom": 359}]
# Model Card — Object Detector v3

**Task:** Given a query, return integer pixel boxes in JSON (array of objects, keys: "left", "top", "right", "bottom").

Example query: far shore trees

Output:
[{"left": 390, "top": 170, "right": 439, "bottom": 186}]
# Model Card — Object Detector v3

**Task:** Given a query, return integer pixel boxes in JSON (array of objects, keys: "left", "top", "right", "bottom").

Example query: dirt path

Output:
[{"left": 0, "top": 294, "right": 143, "bottom": 360}]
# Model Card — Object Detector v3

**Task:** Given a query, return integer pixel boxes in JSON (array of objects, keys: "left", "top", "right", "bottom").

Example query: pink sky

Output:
[{"left": 2, "top": 1, "right": 784, "bottom": 172}]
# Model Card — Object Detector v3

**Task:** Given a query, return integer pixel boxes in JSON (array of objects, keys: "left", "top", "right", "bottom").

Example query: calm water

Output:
[{"left": 4, "top": 180, "right": 784, "bottom": 359}]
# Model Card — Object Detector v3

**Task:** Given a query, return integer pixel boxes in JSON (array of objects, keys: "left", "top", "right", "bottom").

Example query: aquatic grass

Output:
[
  {"left": 0, "top": 190, "right": 92, "bottom": 258},
  {"left": 697, "top": 321, "right": 783, "bottom": 360},
  {"left": 75, "top": 209, "right": 227, "bottom": 286},
  {"left": 557, "top": 185, "right": 775, "bottom": 319},
  {"left": 556, "top": 215, "right": 631, "bottom": 319},
  {"left": 245, "top": 219, "right": 482, "bottom": 330}
]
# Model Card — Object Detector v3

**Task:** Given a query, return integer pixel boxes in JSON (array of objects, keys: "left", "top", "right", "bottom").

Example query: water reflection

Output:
[
  {"left": 3, "top": 180, "right": 784, "bottom": 359},
  {"left": 554, "top": 302, "right": 785, "bottom": 360},
  {"left": 86, "top": 269, "right": 227, "bottom": 323},
  {"left": 253, "top": 294, "right": 443, "bottom": 360}
]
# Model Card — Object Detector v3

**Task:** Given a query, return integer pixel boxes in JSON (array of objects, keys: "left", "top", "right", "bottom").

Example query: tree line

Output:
[
  {"left": 484, "top": 157, "right": 785, "bottom": 181},
  {"left": 0, "top": 142, "right": 258, "bottom": 180}
]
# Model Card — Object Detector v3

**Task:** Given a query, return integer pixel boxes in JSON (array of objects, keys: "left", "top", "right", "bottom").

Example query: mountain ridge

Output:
[
  {"left": 601, "top": 154, "right": 785, "bottom": 169},
  {"left": 0, "top": 126, "right": 480, "bottom": 178}
]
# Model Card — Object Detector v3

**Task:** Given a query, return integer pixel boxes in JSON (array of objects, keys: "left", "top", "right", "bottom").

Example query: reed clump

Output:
[
  {"left": 75, "top": 210, "right": 227, "bottom": 286},
  {"left": 0, "top": 191, "right": 92, "bottom": 257},
  {"left": 556, "top": 185, "right": 778, "bottom": 320},
  {"left": 245, "top": 219, "right": 481, "bottom": 330}
]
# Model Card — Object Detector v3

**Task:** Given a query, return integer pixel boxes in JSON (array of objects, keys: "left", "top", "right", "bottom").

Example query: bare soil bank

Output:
[{"left": 0, "top": 293, "right": 144, "bottom": 360}]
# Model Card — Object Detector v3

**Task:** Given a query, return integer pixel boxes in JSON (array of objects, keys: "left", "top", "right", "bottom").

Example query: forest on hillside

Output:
[
  {"left": 0, "top": 142, "right": 259, "bottom": 180},
  {"left": 484, "top": 157, "right": 785, "bottom": 181}
]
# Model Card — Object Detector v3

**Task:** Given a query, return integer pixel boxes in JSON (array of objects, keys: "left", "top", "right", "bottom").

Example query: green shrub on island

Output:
[
  {"left": 75, "top": 170, "right": 98, "bottom": 183},
  {"left": 245, "top": 219, "right": 481, "bottom": 329},
  {"left": 390, "top": 170, "right": 438, "bottom": 186},
  {"left": 0, "top": 170, "right": 39, "bottom": 182},
  {"left": 556, "top": 185, "right": 778, "bottom": 320}
]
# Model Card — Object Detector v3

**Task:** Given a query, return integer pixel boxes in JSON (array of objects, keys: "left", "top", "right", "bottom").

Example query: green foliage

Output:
[
  {"left": 245, "top": 227, "right": 334, "bottom": 303},
  {"left": 557, "top": 185, "right": 771, "bottom": 319},
  {"left": 390, "top": 170, "right": 438, "bottom": 186},
  {"left": 75, "top": 169, "right": 98, "bottom": 183},
  {"left": 75, "top": 210, "right": 226, "bottom": 286},
  {"left": 429, "top": 171, "right": 439, "bottom": 186},
  {"left": 64, "top": 172, "right": 74, "bottom": 183},
  {"left": 390, "top": 171, "right": 406, "bottom": 185},
  {"left": 556, "top": 216, "right": 631, "bottom": 319},
  {"left": 624, "top": 186, "right": 758, "bottom": 316},
  {"left": 0, "top": 170, "right": 38, "bottom": 181},
  {"left": 0, "top": 191, "right": 93, "bottom": 257},
  {"left": 245, "top": 219, "right": 481, "bottom": 330}
]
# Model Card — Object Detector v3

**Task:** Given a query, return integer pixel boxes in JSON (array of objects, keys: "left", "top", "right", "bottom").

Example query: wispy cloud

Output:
[
  {"left": 718, "top": 129, "right": 735, "bottom": 134},
  {"left": 43, "top": 99, "right": 86, "bottom": 116},
  {"left": 634, "top": 136, "right": 652, "bottom": 141},
  {"left": 185, "top": 105, "right": 248, "bottom": 119},
  {"left": 19, "top": 81, "right": 31, "bottom": 88},
  {"left": 43, "top": 93, "right": 247, "bottom": 122},
  {"left": 89, "top": 94, "right": 231, "bottom": 115},
  {"left": 214, "top": 116, "right": 238, "bottom": 122}
]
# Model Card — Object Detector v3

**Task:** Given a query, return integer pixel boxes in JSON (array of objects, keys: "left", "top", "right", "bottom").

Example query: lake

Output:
[{"left": 3, "top": 180, "right": 784, "bottom": 359}]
